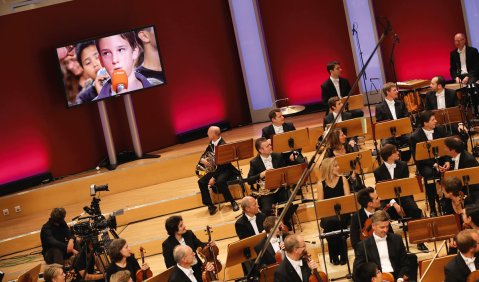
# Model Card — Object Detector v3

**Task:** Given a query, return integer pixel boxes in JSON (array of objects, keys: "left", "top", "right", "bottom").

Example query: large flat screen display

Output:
[{"left": 56, "top": 25, "right": 165, "bottom": 107}]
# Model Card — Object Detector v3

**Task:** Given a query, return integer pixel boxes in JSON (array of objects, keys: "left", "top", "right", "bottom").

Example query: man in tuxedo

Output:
[
  {"left": 261, "top": 109, "right": 296, "bottom": 139},
  {"left": 353, "top": 210, "right": 415, "bottom": 282},
  {"left": 425, "top": 76, "right": 459, "bottom": 110},
  {"left": 410, "top": 111, "right": 449, "bottom": 216},
  {"left": 247, "top": 137, "right": 297, "bottom": 229},
  {"left": 321, "top": 61, "right": 363, "bottom": 118},
  {"left": 168, "top": 245, "right": 214, "bottom": 282},
  {"left": 444, "top": 229, "right": 479, "bottom": 282},
  {"left": 197, "top": 126, "right": 239, "bottom": 215},
  {"left": 374, "top": 144, "right": 429, "bottom": 252},
  {"left": 450, "top": 33, "right": 479, "bottom": 85},
  {"left": 350, "top": 187, "right": 393, "bottom": 252},
  {"left": 274, "top": 234, "right": 320, "bottom": 282},
  {"left": 375, "top": 82, "right": 410, "bottom": 150},
  {"left": 235, "top": 196, "right": 266, "bottom": 240},
  {"left": 254, "top": 216, "right": 286, "bottom": 267},
  {"left": 323, "top": 97, "right": 353, "bottom": 128}
]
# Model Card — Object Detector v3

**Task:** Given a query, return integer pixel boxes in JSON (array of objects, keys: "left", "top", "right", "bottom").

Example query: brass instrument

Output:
[
  {"left": 195, "top": 150, "right": 217, "bottom": 178},
  {"left": 250, "top": 180, "right": 280, "bottom": 197}
]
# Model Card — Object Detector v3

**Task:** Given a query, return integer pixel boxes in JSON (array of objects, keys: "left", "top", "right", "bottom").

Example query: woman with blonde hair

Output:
[{"left": 318, "top": 157, "right": 351, "bottom": 265}]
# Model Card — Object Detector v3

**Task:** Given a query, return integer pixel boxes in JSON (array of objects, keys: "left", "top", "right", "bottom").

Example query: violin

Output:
[
  {"left": 360, "top": 204, "right": 391, "bottom": 240},
  {"left": 274, "top": 223, "right": 288, "bottom": 263},
  {"left": 135, "top": 247, "right": 153, "bottom": 282},
  {"left": 382, "top": 272, "right": 395, "bottom": 282},
  {"left": 303, "top": 251, "right": 327, "bottom": 282},
  {"left": 196, "top": 226, "right": 222, "bottom": 282}
]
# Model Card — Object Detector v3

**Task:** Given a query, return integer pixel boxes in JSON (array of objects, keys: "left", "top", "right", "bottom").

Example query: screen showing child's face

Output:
[
  {"left": 81, "top": 45, "right": 102, "bottom": 80},
  {"left": 98, "top": 35, "right": 138, "bottom": 78}
]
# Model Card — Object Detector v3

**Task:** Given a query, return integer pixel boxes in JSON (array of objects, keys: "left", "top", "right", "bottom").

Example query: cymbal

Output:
[{"left": 280, "top": 105, "right": 305, "bottom": 116}]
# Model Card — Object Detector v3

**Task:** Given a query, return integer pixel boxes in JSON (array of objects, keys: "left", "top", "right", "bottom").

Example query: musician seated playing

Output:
[
  {"left": 318, "top": 157, "right": 351, "bottom": 265},
  {"left": 464, "top": 205, "right": 479, "bottom": 230},
  {"left": 350, "top": 187, "right": 393, "bottom": 252},
  {"left": 323, "top": 97, "right": 353, "bottom": 128},
  {"left": 410, "top": 110, "right": 449, "bottom": 217},
  {"left": 375, "top": 82, "right": 411, "bottom": 160},
  {"left": 106, "top": 239, "right": 149, "bottom": 282},
  {"left": 235, "top": 196, "right": 267, "bottom": 240},
  {"left": 254, "top": 216, "right": 287, "bottom": 267},
  {"left": 354, "top": 262, "right": 384, "bottom": 282},
  {"left": 274, "top": 234, "right": 321, "bottom": 282},
  {"left": 247, "top": 138, "right": 298, "bottom": 230},
  {"left": 197, "top": 126, "right": 239, "bottom": 215},
  {"left": 443, "top": 177, "right": 473, "bottom": 217},
  {"left": 444, "top": 229, "right": 479, "bottom": 282},
  {"left": 374, "top": 144, "right": 429, "bottom": 252},
  {"left": 325, "top": 128, "right": 358, "bottom": 158},
  {"left": 353, "top": 210, "right": 416, "bottom": 282},
  {"left": 167, "top": 245, "right": 214, "bottom": 282}
]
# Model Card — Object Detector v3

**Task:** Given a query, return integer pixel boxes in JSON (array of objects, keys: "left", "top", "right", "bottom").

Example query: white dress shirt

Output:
[
  {"left": 332, "top": 111, "right": 342, "bottom": 122},
  {"left": 422, "top": 128, "right": 434, "bottom": 141},
  {"left": 245, "top": 214, "right": 260, "bottom": 235},
  {"left": 460, "top": 252, "right": 477, "bottom": 272},
  {"left": 330, "top": 76, "right": 341, "bottom": 98},
  {"left": 286, "top": 255, "right": 304, "bottom": 281},
  {"left": 458, "top": 48, "right": 468, "bottom": 75},
  {"left": 177, "top": 237, "right": 186, "bottom": 246},
  {"left": 212, "top": 137, "right": 222, "bottom": 147},
  {"left": 260, "top": 155, "right": 274, "bottom": 170},
  {"left": 177, "top": 264, "right": 198, "bottom": 282},
  {"left": 270, "top": 236, "right": 281, "bottom": 253},
  {"left": 436, "top": 89, "right": 446, "bottom": 109},
  {"left": 273, "top": 124, "right": 284, "bottom": 134},
  {"left": 373, "top": 233, "right": 394, "bottom": 273},
  {"left": 453, "top": 153, "right": 461, "bottom": 170},
  {"left": 385, "top": 99, "right": 398, "bottom": 120},
  {"left": 384, "top": 162, "right": 396, "bottom": 179}
]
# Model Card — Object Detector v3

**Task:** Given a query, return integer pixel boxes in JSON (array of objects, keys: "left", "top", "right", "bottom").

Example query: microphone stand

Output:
[
  {"left": 244, "top": 19, "right": 393, "bottom": 282},
  {"left": 353, "top": 23, "right": 381, "bottom": 166}
]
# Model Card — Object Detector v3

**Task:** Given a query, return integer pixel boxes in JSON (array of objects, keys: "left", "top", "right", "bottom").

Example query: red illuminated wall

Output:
[
  {"left": 258, "top": 0, "right": 357, "bottom": 105},
  {"left": 373, "top": 0, "right": 466, "bottom": 81},
  {"left": 0, "top": 0, "right": 249, "bottom": 185}
]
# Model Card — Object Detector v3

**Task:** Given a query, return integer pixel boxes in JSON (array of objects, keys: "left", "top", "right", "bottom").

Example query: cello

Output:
[
  {"left": 196, "top": 226, "right": 222, "bottom": 282},
  {"left": 135, "top": 247, "right": 153, "bottom": 282}
]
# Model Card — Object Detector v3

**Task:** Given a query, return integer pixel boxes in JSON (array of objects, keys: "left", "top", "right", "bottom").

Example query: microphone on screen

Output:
[{"left": 112, "top": 69, "right": 128, "bottom": 94}]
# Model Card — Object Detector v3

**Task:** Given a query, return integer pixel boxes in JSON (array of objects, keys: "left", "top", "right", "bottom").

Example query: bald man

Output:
[
  {"left": 168, "top": 245, "right": 214, "bottom": 282},
  {"left": 197, "top": 126, "right": 239, "bottom": 215},
  {"left": 450, "top": 33, "right": 479, "bottom": 85}
]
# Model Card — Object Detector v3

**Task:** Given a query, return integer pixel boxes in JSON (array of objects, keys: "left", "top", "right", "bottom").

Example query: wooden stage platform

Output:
[{"left": 0, "top": 110, "right": 434, "bottom": 281}]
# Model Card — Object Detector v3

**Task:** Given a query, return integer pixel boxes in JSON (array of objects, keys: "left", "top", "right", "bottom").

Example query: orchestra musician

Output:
[
  {"left": 353, "top": 210, "right": 415, "bottom": 282},
  {"left": 167, "top": 245, "right": 214, "bottom": 282},
  {"left": 410, "top": 110, "right": 449, "bottom": 216},
  {"left": 325, "top": 128, "right": 358, "bottom": 158},
  {"left": 374, "top": 144, "right": 429, "bottom": 252},
  {"left": 246, "top": 137, "right": 297, "bottom": 229},
  {"left": 449, "top": 33, "right": 479, "bottom": 85},
  {"left": 354, "top": 262, "right": 383, "bottom": 282},
  {"left": 162, "top": 215, "right": 208, "bottom": 278},
  {"left": 235, "top": 196, "right": 266, "bottom": 240},
  {"left": 350, "top": 187, "right": 393, "bottom": 252},
  {"left": 444, "top": 229, "right": 479, "bottom": 282},
  {"left": 106, "top": 239, "right": 149, "bottom": 282},
  {"left": 424, "top": 76, "right": 459, "bottom": 110},
  {"left": 254, "top": 216, "right": 286, "bottom": 267},
  {"left": 443, "top": 177, "right": 473, "bottom": 216},
  {"left": 274, "top": 234, "right": 321, "bottom": 282},
  {"left": 197, "top": 126, "right": 239, "bottom": 215},
  {"left": 320, "top": 61, "right": 363, "bottom": 118},
  {"left": 323, "top": 97, "right": 353, "bottom": 127}
]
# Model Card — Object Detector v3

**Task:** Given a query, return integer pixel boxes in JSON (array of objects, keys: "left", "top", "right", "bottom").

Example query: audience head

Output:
[
  {"left": 108, "top": 238, "right": 130, "bottom": 262},
  {"left": 165, "top": 215, "right": 185, "bottom": 236},
  {"left": 355, "top": 262, "right": 382, "bottom": 282},
  {"left": 327, "top": 61, "right": 341, "bottom": 78},
  {"left": 371, "top": 210, "right": 390, "bottom": 238},
  {"left": 241, "top": 196, "right": 259, "bottom": 216},
  {"left": 269, "top": 109, "right": 285, "bottom": 126},
  {"left": 382, "top": 82, "right": 398, "bottom": 100},
  {"left": 44, "top": 264, "right": 65, "bottom": 282},
  {"left": 379, "top": 144, "right": 399, "bottom": 163},
  {"left": 357, "top": 187, "right": 381, "bottom": 210}
]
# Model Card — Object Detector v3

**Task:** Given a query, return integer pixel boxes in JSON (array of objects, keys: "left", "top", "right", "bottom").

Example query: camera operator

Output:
[
  {"left": 41, "top": 208, "right": 78, "bottom": 264},
  {"left": 71, "top": 238, "right": 106, "bottom": 282}
]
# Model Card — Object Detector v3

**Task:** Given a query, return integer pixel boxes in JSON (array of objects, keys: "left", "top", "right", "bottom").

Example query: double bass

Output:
[{"left": 196, "top": 226, "right": 222, "bottom": 282}]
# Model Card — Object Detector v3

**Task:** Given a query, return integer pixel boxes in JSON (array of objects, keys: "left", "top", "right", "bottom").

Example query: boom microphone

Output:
[{"left": 112, "top": 69, "right": 128, "bottom": 94}]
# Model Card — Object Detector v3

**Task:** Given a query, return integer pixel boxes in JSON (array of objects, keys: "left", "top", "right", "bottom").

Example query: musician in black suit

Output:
[
  {"left": 321, "top": 61, "right": 363, "bottom": 118},
  {"left": 274, "top": 234, "right": 320, "bottom": 282},
  {"left": 350, "top": 187, "right": 393, "bottom": 252},
  {"left": 162, "top": 215, "right": 207, "bottom": 277},
  {"left": 323, "top": 97, "right": 353, "bottom": 128},
  {"left": 254, "top": 216, "right": 287, "bottom": 267},
  {"left": 235, "top": 196, "right": 267, "bottom": 240},
  {"left": 444, "top": 229, "right": 479, "bottom": 282},
  {"left": 410, "top": 111, "right": 449, "bottom": 216},
  {"left": 246, "top": 138, "right": 297, "bottom": 228},
  {"left": 424, "top": 76, "right": 459, "bottom": 110},
  {"left": 168, "top": 245, "right": 214, "bottom": 282},
  {"left": 450, "top": 33, "right": 479, "bottom": 85},
  {"left": 261, "top": 109, "right": 296, "bottom": 139},
  {"left": 353, "top": 210, "right": 415, "bottom": 282},
  {"left": 374, "top": 144, "right": 429, "bottom": 252},
  {"left": 197, "top": 126, "right": 239, "bottom": 215}
]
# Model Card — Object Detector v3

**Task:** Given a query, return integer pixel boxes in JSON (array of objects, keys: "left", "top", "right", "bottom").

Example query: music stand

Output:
[
  {"left": 272, "top": 128, "right": 309, "bottom": 152},
  {"left": 340, "top": 94, "right": 364, "bottom": 110},
  {"left": 16, "top": 263, "right": 41, "bottom": 282},
  {"left": 374, "top": 117, "right": 412, "bottom": 141},
  {"left": 414, "top": 137, "right": 450, "bottom": 161},
  {"left": 259, "top": 263, "right": 280, "bottom": 282},
  {"left": 315, "top": 195, "right": 357, "bottom": 279},
  {"left": 146, "top": 266, "right": 174, "bottom": 282},
  {"left": 375, "top": 177, "right": 422, "bottom": 250},
  {"left": 336, "top": 117, "right": 367, "bottom": 137},
  {"left": 432, "top": 106, "right": 463, "bottom": 124},
  {"left": 408, "top": 214, "right": 459, "bottom": 244},
  {"left": 334, "top": 149, "right": 374, "bottom": 175},
  {"left": 444, "top": 167, "right": 479, "bottom": 197},
  {"left": 215, "top": 139, "right": 254, "bottom": 208},
  {"left": 224, "top": 232, "right": 267, "bottom": 281}
]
